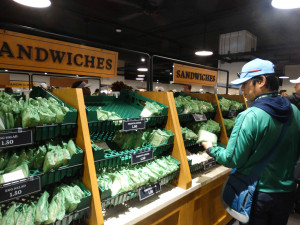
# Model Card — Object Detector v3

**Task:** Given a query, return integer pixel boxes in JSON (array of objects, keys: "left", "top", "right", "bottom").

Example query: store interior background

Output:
[{"left": 1, "top": 0, "right": 300, "bottom": 95}]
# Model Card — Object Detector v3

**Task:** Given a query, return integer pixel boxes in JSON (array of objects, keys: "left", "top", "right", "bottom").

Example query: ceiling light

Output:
[
  {"left": 271, "top": 0, "right": 300, "bottom": 9},
  {"left": 137, "top": 75, "right": 145, "bottom": 77},
  {"left": 115, "top": 28, "right": 122, "bottom": 33},
  {"left": 195, "top": 50, "right": 213, "bottom": 56},
  {"left": 13, "top": 0, "right": 51, "bottom": 8},
  {"left": 136, "top": 78, "right": 144, "bottom": 81},
  {"left": 44, "top": 72, "right": 47, "bottom": 74},
  {"left": 141, "top": 58, "right": 145, "bottom": 62},
  {"left": 4, "top": 69, "right": 8, "bottom": 72},
  {"left": 170, "top": 72, "right": 172, "bottom": 75},
  {"left": 137, "top": 68, "right": 148, "bottom": 72},
  {"left": 279, "top": 76, "right": 290, "bottom": 79}
]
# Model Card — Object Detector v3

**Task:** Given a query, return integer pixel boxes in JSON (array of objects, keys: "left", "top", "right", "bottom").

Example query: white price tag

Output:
[{"left": 3, "top": 170, "right": 25, "bottom": 183}]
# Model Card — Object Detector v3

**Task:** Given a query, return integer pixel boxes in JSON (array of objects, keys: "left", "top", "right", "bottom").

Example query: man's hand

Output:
[{"left": 201, "top": 141, "right": 213, "bottom": 150}]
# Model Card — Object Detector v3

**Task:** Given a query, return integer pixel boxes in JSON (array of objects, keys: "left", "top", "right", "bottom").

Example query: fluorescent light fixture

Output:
[
  {"left": 13, "top": 0, "right": 51, "bottom": 8},
  {"left": 279, "top": 76, "right": 290, "bottom": 79},
  {"left": 137, "top": 68, "right": 148, "bottom": 72},
  {"left": 136, "top": 78, "right": 144, "bottom": 81},
  {"left": 137, "top": 75, "right": 145, "bottom": 77},
  {"left": 195, "top": 50, "right": 213, "bottom": 56},
  {"left": 271, "top": 0, "right": 300, "bottom": 9},
  {"left": 141, "top": 58, "right": 145, "bottom": 62}
]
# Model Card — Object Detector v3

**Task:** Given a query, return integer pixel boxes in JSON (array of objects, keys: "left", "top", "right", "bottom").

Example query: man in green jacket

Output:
[{"left": 202, "top": 58, "right": 300, "bottom": 225}]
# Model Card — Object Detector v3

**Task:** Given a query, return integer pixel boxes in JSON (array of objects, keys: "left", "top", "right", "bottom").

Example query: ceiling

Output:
[{"left": 1, "top": 0, "right": 300, "bottom": 84}]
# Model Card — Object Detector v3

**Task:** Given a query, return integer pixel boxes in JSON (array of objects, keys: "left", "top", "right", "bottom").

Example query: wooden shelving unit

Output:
[{"left": 51, "top": 90, "right": 247, "bottom": 225}]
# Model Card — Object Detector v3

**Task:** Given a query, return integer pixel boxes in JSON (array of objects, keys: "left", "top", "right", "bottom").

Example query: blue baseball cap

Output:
[{"left": 231, "top": 58, "right": 275, "bottom": 85}]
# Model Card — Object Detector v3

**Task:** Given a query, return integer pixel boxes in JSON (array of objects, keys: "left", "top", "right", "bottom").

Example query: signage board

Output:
[
  {"left": 139, "top": 182, "right": 161, "bottom": 201},
  {"left": 192, "top": 113, "right": 207, "bottom": 122},
  {"left": 173, "top": 63, "right": 217, "bottom": 86},
  {"left": 0, "top": 176, "right": 41, "bottom": 203},
  {"left": 0, "top": 129, "right": 33, "bottom": 148},
  {"left": 131, "top": 148, "right": 154, "bottom": 165},
  {"left": 0, "top": 29, "right": 118, "bottom": 78},
  {"left": 6, "top": 81, "right": 36, "bottom": 89},
  {"left": 122, "top": 119, "right": 146, "bottom": 131}
]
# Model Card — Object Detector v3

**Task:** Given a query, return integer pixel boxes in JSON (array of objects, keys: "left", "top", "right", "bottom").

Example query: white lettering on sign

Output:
[
  {"left": 127, "top": 122, "right": 142, "bottom": 125},
  {"left": 3, "top": 170, "right": 25, "bottom": 183},
  {"left": 1, "top": 140, "right": 14, "bottom": 146}
]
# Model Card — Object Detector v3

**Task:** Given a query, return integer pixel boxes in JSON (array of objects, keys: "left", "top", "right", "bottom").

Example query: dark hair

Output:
[
  {"left": 71, "top": 81, "right": 83, "bottom": 88},
  {"left": 184, "top": 84, "right": 191, "bottom": 90},
  {"left": 95, "top": 89, "right": 99, "bottom": 92},
  {"left": 279, "top": 90, "right": 287, "bottom": 94},
  {"left": 251, "top": 74, "right": 279, "bottom": 91},
  {"left": 4, "top": 87, "right": 13, "bottom": 93}
]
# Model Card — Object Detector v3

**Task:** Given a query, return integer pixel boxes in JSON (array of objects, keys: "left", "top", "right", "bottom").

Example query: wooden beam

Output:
[{"left": 53, "top": 88, "right": 103, "bottom": 225}]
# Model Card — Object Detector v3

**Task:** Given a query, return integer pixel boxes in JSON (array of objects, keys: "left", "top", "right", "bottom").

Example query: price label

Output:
[
  {"left": 122, "top": 119, "right": 146, "bottom": 131},
  {"left": 228, "top": 107, "right": 237, "bottom": 118},
  {"left": 204, "top": 158, "right": 216, "bottom": 170},
  {"left": 0, "top": 176, "right": 41, "bottom": 203},
  {"left": 131, "top": 148, "right": 154, "bottom": 165},
  {"left": 0, "top": 130, "right": 33, "bottom": 148},
  {"left": 193, "top": 113, "right": 207, "bottom": 122},
  {"left": 3, "top": 170, "right": 25, "bottom": 183},
  {"left": 139, "top": 182, "right": 161, "bottom": 201}
]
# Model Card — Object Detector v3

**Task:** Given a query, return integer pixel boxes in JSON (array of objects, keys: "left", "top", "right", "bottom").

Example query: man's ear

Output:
[{"left": 259, "top": 76, "right": 267, "bottom": 88}]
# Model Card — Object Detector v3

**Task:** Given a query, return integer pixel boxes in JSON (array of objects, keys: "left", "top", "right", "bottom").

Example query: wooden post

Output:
[
  {"left": 53, "top": 88, "right": 103, "bottom": 225},
  {"left": 138, "top": 91, "right": 192, "bottom": 190}
]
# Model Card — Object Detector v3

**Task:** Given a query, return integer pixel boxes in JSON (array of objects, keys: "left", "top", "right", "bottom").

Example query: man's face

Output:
[
  {"left": 241, "top": 79, "right": 260, "bottom": 101},
  {"left": 183, "top": 85, "right": 191, "bottom": 93},
  {"left": 281, "top": 92, "right": 287, "bottom": 97},
  {"left": 295, "top": 83, "right": 300, "bottom": 94}
]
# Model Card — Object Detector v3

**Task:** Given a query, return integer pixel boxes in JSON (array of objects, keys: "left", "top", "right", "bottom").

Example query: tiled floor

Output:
[{"left": 227, "top": 212, "right": 300, "bottom": 225}]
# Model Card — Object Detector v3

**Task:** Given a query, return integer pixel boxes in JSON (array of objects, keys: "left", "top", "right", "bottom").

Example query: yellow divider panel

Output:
[
  {"left": 53, "top": 88, "right": 103, "bottom": 225},
  {"left": 138, "top": 91, "right": 192, "bottom": 190}
]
